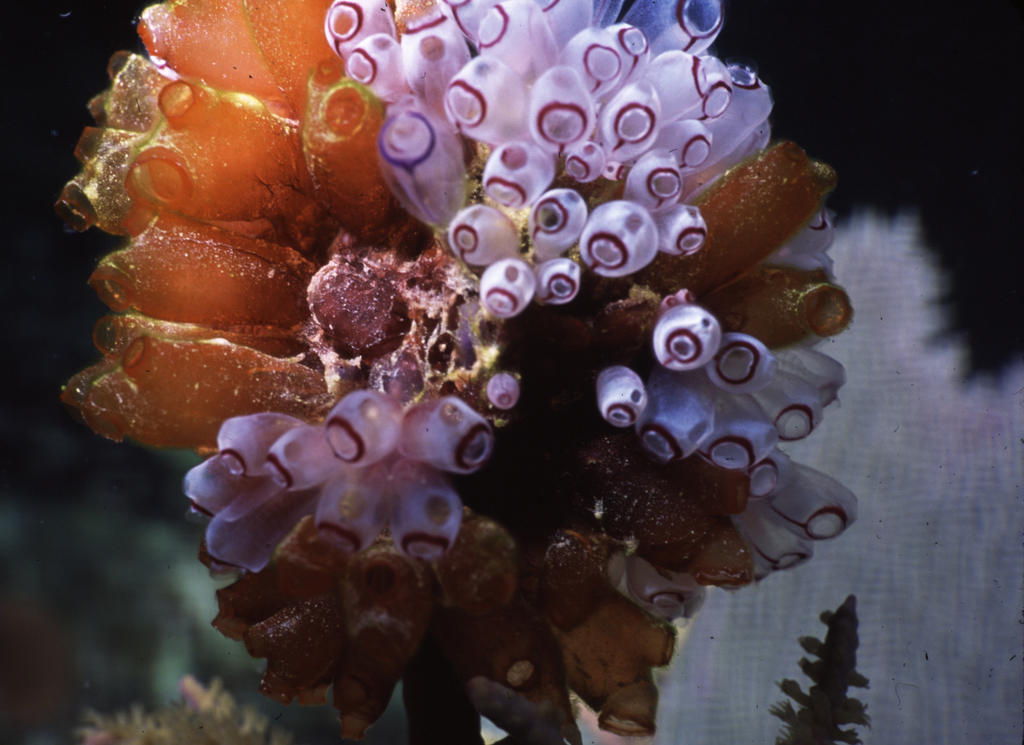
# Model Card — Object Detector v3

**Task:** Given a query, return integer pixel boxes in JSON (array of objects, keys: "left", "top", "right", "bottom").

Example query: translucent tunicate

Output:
[
  {"left": 480, "top": 258, "right": 537, "bottom": 317},
  {"left": 324, "top": 389, "right": 403, "bottom": 466},
  {"left": 596, "top": 365, "right": 648, "bottom": 427}
]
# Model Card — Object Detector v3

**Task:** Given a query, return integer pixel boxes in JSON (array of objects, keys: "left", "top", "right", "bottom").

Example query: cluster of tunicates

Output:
[
  {"left": 595, "top": 302, "right": 855, "bottom": 579},
  {"left": 184, "top": 390, "right": 493, "bottom": 571},
  {"left": 325, "top": 0, "right": 856, "bottom": 585},
  {"left": 325, "top": 0, "right": 770, "bottom": 317}
]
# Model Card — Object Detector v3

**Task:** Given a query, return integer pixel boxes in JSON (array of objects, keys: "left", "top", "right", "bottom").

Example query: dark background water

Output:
[{"left": 1, "top": 1, "right": 1021, "bottom": 742}]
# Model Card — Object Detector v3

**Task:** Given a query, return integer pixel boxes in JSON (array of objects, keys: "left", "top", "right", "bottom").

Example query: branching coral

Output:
[
  {"left": 771, "top": 595, "right": 870, "bottom": 745},
  {"left": 58, "top": 0, "right": 858, "bottom": 740}
]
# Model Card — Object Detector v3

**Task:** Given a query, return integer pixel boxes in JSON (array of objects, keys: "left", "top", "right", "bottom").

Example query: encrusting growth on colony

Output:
[{"left": 57, "top": 0, "right": 857, "bottom": 740}]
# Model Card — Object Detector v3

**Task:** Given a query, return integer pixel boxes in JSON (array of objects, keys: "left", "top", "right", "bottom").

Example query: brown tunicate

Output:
[
  {"left": 540, "top": 529, "right": 610, "bottom": 631},
  {"left": 244, "top": 594, "right": 346, "bottom": 705},
  {"left": 592, "top": 294, "right": 660, "bottom": 356},
  {"left": 569, "top": 434, "right": 722, "bottom": 566},
  {"left": 308, "top": 256, "right": 411, "bottom": 358},
  {"left": 435, "top": 511, "right": 518, "bottom": 614},
  {"left": 333, "top": 542, "right": 434, "bottom": 739},
  {"left": 668, "top": 456, "right": 751, "bottom": 516},
  {"left": 598, "top": 675, "right": 660, "bottom": 737},
  {"left": 637, "top": 142, "right": 837, "bottom": 297},
  {"left": 207, "top": 562, "right": 286, "bottom": 641},
  {"left": 274, "top": 516, "right": 351, "bottom": 598},
  {"left": 702, "top": 265, "right": 853, "bottom": 347},
  {"left": 431, "top": 594, "right": 574, "bottom": 729},
  {"left": 684, "top": 521, "right": 755, "bottom": 587},
  {"left": 552, "top": 588, "right": 674, "bottom": 736}
]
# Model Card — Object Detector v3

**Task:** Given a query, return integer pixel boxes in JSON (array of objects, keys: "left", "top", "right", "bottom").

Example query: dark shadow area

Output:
[{"left": 715, "top": 0, "right": 1024, "bottom": 376}]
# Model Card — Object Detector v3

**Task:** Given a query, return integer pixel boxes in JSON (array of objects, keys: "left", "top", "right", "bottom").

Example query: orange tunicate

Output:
[
  {"left": 639, "top": 142, "right": 837, "bottom": 296},
  {"left": 702, "top": 265, "right": 854, "bottom": 347},
  {"left": 302, "top": 73, "right": 398, "bottom": 236},
  {"left": 63, "top": 329, "right": 335, "bottom": 450},
  {"left": 243, "top": 0, "right": 337, "bottom": 114},
  {"left": 89, "top": 214, "right": 314, "bottom": 328},
  {"left": 138, "top": 0, "right": 288, "bottom": 112},
  {"left": 125, "top": 80, "right": 314, "bottom": 229},
  {"left": 92, "top": 313, "right": 307, "bottom": 359},
  {"left": 89, "top": 51, "right": 167, "bottom": 133}
]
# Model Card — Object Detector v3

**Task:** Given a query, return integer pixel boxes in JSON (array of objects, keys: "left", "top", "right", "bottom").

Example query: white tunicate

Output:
[
  {"left": 324, "top": 389, "right": 403, "bottom": 466},
  {"left": 528, "top": 66, "right": 595, "bottom": 152},
  {"left": 445, "top": 56, "right": 529, "bottom": 144},
  {"left": 767, "top": 462, "right": 858, "bottom": 540},
  {"left": 652, "top": 300, "right": 722, "bottom": 370},
  {"left": 205, "top": 479, "right": 316, "bottom": 573},
  {"left": 624, "top": 556, "right": 705, "bottom": 620},
  {"left": 579, "top": 200, "right": 658, "bottom": 277},
  {"left": 622, "top": 0, "right": 724, "bottom": 56},
  {"left": 533, "top": 258, "right": 581, "bottom": 305},
  {"left": 216, "top": 412, "right": 305, "bottom": 474},
  {"left": 314, "top": 466, "right": 390, "bottom": 553},
  {"left": 654, "top": 203, "right": 707, "bottom": 256},
  {"left": 680, "top": 118, "right": 771, "bottom": 201},
  {"left": 696, "top": 55, "right": 732, "bottom": 119},
  {"left": 770, "top": 208, "right": 836, "bottom": 274},
  {"left": 399, "top": 395, "right": 495, "bottom": 474},
  {"left": 563, "top": 139, "right": 607, "bottom": 183},
  {"left": 325, "top": 0, "right": 397, "bottom": 58},
  {"left": 480, "top": 258, "right": 537, "bottom": 317},
  {"left": 751, "top": 370, "right": 825, "bottom": 441},
  {"left": 447, "top": 204, "right": 520, "bottom": 266},
  {"left": 698, "top": 63, "right": 772, "bottom": 166},
  {"left": 486, "top": 372, "right": 521, "bottom": 409},
  {"left": 775, "top": 346, "right": 847, "bottom": 407},
  {"left": 606, "top": 23, "right": 651, "bottom": 86},
  {"left": 184, "top": 453, "right": 252, "bottom": 517},
  {"left": 346, "top": 34, "right": 408, "bottom": 103},
  {"left": 538, "top": 0, "right": 592, "bottom": 48},
  {"left": 400, "top": 11, "right": 471, "bottom": 115},
  {"left": 378, "top": 108, "right": 467, "bottom": 227},
  {"left": 653, "top": 119, "right": 713, "bottom": 171},
  {"left": 482, "top": 141, "right": 555, "bottom": 208},
  {"left": 529, "top": 188, "right": 588, "bottom": 260},
  {"left": 596, "top": 365, "right": 648, "bottom": 427},
  {"left": 441, "top": 0, "right": 502, "bottom": 45},
  {"left": 389, "top": 460, "right": 464, "bottom": 560},
  {"left": 624, "top": 149, "right": 682, "bottom": 212},
  {"left": 266, "top": 424, "right": 342, "bottom": 490},
  {"left": 477, "top": 0, "right": 559, "bottom": 82},
  {"left": 732, "top": 499, "right": 814, "bottom": 579},
  {"left": 747, "top": 448, "right": 792, "bottom": 499},
  {"left": 698, "top": 392, "right": 778, "bottom": 471},
  {"left": 559, "top": 26, "right": 625, "bottom": 100},
  {"left": 635, "top": 367, "right": 716, "bottom": 462},
  {"left": 598, "top": 80, "right": 663, "bottom": 162},
  {"left": 645, "top": 50, "right": 704, "bottom": 121},
  {"left": 705, "top": 332, "right": 777, "bottom": 393}
]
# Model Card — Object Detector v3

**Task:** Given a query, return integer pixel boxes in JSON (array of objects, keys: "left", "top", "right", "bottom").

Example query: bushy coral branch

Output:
[
  {"left": 771, "top": 595, "right": 870, "bottom": 745},
  {"left": 76, "top": 676, "right": 294, "bottom": 745}
]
